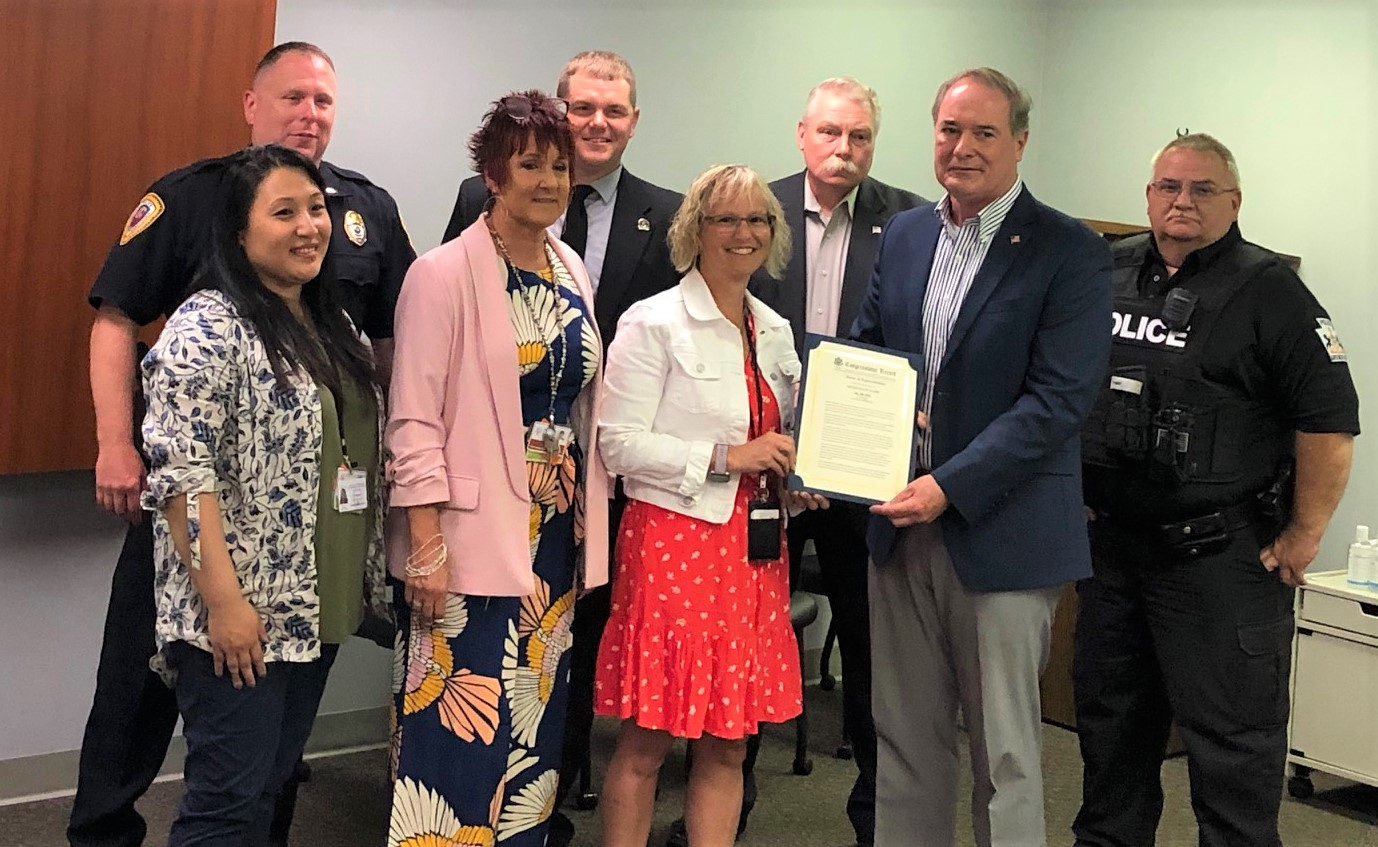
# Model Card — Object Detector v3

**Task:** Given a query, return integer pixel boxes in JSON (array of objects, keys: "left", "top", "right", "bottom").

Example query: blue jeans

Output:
[{"left": 165, "top": 641, "right": 338, "bottom": 847}]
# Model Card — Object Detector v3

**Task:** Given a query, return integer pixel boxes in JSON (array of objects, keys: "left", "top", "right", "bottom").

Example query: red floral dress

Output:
[{"left": 594, "top": 357, "right": 803, "bottom": 739}]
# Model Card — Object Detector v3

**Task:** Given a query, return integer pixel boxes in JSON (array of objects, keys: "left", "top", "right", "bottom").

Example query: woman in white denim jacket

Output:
[{"left": 595, "top": 165, "right": 823, "bottom": 847}]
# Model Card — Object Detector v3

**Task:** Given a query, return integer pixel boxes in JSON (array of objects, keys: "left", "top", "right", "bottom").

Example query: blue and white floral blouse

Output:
[{"left": 140, "top": 289, "right": 387, "bottom": 674}]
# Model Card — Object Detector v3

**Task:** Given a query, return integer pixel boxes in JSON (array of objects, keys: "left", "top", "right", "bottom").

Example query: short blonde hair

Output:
[
  {"left": 557, "top": 50, "right": 637, "bottom": 106},
  {"left": 668, "top": 165, "right": 791, "bottom": 279}
]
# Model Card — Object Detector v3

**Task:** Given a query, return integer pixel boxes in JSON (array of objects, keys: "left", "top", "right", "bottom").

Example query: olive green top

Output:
[{"left": 313, "top": 374, "right": 379, "bottom": 645}]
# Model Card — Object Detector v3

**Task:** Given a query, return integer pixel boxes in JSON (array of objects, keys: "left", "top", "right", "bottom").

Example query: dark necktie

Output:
[{"left": 561, "top": 184, "right": 596, "bottom": 258}]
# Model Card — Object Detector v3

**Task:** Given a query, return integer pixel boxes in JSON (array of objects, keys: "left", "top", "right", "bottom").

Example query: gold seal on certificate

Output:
[{"left": 788, "top": 334, "right": 920, "bottom": 504}]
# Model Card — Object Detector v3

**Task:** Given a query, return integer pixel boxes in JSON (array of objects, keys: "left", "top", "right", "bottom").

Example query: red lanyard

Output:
[{"left": 743, "top": 308, "right": 766, "bottom": 439}]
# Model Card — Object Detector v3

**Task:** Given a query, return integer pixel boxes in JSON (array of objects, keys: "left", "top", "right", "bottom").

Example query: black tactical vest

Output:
[{"left": 1082, "top": 234, "right": 1289, "bottom": 498}]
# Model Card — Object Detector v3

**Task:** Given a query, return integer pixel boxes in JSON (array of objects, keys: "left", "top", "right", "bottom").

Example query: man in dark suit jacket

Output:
[
  {"left": 852, "top": 68, "right": 1110, "bottom": 846},
  {"left": 749, "top": 76, "right": 922, "bottom": 847},
  {"left": 440, "top": 51, "right": 680, "bottom": 847}
]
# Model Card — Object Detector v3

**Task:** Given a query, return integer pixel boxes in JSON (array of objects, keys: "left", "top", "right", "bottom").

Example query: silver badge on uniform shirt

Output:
[
  {"left": 344, "top": 210, "right": 367, "bottom": 246},
  {"left": 636, "top": 217, "right": 650, "bottom": 232}
]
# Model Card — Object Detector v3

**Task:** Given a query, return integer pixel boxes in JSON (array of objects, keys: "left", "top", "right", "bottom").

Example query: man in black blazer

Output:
[
  {"left": 440, "top": 51, "right": 680, "bottom": 847},
  {"left": 750, "top": 77, "right": 924, "bottom": 847}
]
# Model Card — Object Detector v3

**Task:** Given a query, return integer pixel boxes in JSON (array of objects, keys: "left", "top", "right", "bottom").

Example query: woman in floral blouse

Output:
[{"left": 141, "top": 144, "right": 386, "bottom": 846}]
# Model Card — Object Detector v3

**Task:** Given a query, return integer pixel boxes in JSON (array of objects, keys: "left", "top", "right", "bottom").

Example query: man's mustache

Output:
[{"left": 823, "top": 156, "right": 859, "bottom": 175}]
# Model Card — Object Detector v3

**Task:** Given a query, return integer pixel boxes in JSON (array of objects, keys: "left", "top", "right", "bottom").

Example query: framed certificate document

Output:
[{"left": 787, "top": 334, "right": 921, "bottom": 505}]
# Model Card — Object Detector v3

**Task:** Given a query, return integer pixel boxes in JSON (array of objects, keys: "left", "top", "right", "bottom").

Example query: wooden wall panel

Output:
[{"left": 0, "top": 0, "right": 276, "bottom": 475}]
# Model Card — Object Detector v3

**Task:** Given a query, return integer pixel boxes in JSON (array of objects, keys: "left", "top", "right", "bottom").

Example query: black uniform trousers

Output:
[
  {"left": 785, "top": 501, "right": 876, "bottom": 846},
  {"left": 68, "top": 520, "right": 180, "bottom": 847},
  {"left": 1072, "top": 517, "right": 1294, "bottom": 847}
]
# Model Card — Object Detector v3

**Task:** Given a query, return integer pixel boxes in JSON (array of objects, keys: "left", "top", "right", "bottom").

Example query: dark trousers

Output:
[
  {"left": 165, "top": 642, "right": 337, "bottom": 847},
  {"left": 1073, "top": 519, "right": 1294, "bottom": 847},
  {"left": 784, "top": 502, "right": 876, "bottom": 846},
  {"left": 68, "top": 520, "right": 307, "bottom": 847},
  {"left": 68, "top": 521, "right": 180, "bottom": 847}
]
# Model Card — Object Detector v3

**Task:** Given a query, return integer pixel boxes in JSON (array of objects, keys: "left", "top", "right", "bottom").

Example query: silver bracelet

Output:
[{"left": 404, "top": 543, "right": 448, "bottom": 577}]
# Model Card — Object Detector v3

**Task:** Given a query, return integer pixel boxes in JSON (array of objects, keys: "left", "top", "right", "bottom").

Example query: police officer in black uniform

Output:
[
  {"left": 75, "top": 41, "right": 414, "bottom": 847},
  {"left": 1073, "top": 133, "right": 1358, "bottom": 847}
]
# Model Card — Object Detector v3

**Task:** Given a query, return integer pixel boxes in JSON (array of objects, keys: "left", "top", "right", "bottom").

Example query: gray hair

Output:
[
  {"left": 930, "top": 67, "right": 1031, "bottom": 136},
  {"left": 803, "top": 77, "right": 881, "bottom": 135},
  {"left": 668, "top": 165, "right": 792, "bottom": 279},
  {"left": 1152, "top": 132, "right": 1242, "bottom": 188}
]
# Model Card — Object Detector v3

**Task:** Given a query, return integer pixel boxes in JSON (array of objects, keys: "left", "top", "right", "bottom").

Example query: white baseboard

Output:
[{"left": 0, "top": 706, "right": 390, "bottom": 807}]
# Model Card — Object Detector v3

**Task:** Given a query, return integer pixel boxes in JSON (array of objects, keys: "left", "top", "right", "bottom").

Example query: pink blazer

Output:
[{"left": 385, "top": 220, "right": 609, "bottom": 596}]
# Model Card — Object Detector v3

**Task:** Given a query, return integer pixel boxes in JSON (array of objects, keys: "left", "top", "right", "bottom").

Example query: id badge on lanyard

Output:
[
  {"left": 747, "top": 476, "right": 782, "bottom": 562},
  {"left": 743, "top": 307, "right": 782, "bottom": 562},
  {"left": 334, "top": 463, "right": 368, "bottom": 513},
  {"left": 525, "top": 419, "right": 574, "bottom": 465}
]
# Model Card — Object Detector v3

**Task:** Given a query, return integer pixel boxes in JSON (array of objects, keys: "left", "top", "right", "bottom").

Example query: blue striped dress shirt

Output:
[{"left": 918, "top": 179, "right": 1023, "bottom": 469}]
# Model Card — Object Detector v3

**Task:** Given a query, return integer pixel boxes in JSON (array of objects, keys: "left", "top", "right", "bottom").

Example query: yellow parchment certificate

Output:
[{"left": 788, "top": 335, "right": 920, "bottom": 505}]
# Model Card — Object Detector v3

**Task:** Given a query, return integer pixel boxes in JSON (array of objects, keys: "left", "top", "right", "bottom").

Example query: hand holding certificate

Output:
[{"left": 787, "top": 334, "right": 921, "bottom": 504}]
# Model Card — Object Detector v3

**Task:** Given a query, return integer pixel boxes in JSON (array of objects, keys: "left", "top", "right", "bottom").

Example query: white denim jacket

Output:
[{"left": 599, "top": 268, "right": 801, "bottom": 524}]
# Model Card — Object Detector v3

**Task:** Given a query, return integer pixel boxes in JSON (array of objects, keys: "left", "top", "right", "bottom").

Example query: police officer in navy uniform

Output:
[
  {"left": 1074, "top": 133, "right": 1358, "bottom": 847},
  {"left": 76, "top": 41, "right": 414, "bottom": 847}
]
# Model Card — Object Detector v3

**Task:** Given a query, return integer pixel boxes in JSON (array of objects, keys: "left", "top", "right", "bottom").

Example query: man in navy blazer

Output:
[
  {"left": 851, "top": 68, "right": 1111, "bottom": 846},
  {"left": 439, "top": 52, "right": 681, "bottom": 847},
  {"left": 749, "top": 76, "right": 923, "bottom": 847}
]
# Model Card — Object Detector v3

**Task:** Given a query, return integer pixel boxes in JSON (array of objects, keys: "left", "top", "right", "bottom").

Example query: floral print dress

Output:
[{"left": 388, "top": 245, "right": 599, "bottom": 847}]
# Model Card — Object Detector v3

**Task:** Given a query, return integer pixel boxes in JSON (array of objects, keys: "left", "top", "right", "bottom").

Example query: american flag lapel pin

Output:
[
  {"left": 1010, "top": 235, "right": 1021, "bottom": 244},
  {"left": 872, "top": 225, "right": 883, "bottom": 234}
]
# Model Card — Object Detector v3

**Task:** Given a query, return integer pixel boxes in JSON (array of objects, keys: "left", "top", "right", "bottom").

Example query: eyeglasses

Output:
[
  {"left": 499, "top": 94, "right": 569, "bottom": 123},
  {"left": 1149, "top": 179, "right": 1238, "bottom": 201},
  {"left": 703, "top": 213, "right": 775, "bottom": 230}
]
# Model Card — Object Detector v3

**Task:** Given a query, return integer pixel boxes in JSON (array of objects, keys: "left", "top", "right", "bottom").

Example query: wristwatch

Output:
[{"left": 708, "top": 443, "right": 731, "bottom": 482}]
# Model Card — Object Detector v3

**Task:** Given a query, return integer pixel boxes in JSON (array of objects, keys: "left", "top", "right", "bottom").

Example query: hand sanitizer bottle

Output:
[{"left": 1348, "top": 525, "right": 1374, "bottom": 585}]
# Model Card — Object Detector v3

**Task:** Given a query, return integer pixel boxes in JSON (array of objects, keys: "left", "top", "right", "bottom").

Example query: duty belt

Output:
[{"left": 1096, "top": 500, "right": 1261, "bottom": 559}]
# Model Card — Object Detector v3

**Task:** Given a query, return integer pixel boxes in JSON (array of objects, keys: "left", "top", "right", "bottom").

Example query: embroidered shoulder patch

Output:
[
  {"left": 1315, "top": 317, "right": 1347, "bottom": 363},
  {"left": 119, "top": 193, "right": 165, "bottom": 245}
]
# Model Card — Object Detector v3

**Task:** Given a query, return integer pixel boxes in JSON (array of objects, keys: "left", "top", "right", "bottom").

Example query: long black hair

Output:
[{"left": 197, "top": 144, "right": 375, "bottom": 400}]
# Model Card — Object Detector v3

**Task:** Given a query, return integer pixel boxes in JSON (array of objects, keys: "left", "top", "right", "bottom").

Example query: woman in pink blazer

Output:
[{"left": 383, "top": 91, "right": 609, "bottom": 847}]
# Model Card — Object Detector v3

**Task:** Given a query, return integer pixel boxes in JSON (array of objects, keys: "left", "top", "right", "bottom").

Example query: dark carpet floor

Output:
[{"left": 4, "top": 684, "right": 1377, "bottom": 846}]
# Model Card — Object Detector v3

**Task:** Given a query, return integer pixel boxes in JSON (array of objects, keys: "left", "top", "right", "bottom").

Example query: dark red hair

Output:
[{"left": 468, "top": 89, "right": 574, "bottom": 189}]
